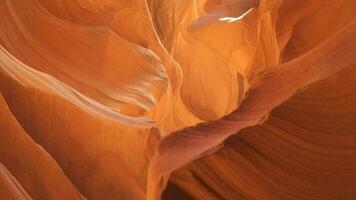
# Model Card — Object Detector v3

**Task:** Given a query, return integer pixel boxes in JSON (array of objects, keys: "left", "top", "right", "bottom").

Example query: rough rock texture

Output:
[{"left": 0, "top": 0, "right": 356, "bottom": 199}]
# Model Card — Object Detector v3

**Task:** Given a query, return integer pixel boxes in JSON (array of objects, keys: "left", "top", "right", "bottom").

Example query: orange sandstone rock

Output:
[{"left": 0, "top": 0, "right": 356, "bottom": 199}]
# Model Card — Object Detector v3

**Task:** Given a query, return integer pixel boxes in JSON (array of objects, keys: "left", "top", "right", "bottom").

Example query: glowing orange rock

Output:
[{"left": 0, "top": 0, "right": 356, "bottom": 199}]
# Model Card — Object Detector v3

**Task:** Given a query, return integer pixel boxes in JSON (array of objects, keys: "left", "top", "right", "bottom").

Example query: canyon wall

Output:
[{"left": 1, "top": 0, "right": 356, "bottom": 199}]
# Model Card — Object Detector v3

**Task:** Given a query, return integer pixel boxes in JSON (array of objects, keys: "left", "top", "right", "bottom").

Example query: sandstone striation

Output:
[{"left": 1, "top": 0, "right": 356, "bottom": 199}]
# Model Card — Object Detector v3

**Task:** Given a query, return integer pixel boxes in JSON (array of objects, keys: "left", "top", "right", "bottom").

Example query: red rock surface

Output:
[{"left": 1, "top": 0, "right": 356, "bottom": 199}]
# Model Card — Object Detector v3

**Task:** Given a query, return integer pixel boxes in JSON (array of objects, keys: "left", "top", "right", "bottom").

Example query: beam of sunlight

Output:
[{"left": 219, "top": 8, "right": 253, "bottom": 23}]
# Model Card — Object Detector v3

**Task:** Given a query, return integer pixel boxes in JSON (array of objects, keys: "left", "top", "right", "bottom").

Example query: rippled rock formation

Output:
[{"left": 1, "top": 0, "right": 356, "bottom": 199}]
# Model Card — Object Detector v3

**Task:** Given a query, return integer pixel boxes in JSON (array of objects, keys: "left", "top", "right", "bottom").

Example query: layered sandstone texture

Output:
[{"left": 1, "top": 0, "right": 356, "bottom": 199}]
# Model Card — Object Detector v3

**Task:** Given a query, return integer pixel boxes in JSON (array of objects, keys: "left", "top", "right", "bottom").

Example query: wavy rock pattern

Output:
[
  {"left": 0, "top": 0, "right": 355, "bottom": 199},
  {"left": 164, "top": 66, "right": 356, "bottom": 200}
]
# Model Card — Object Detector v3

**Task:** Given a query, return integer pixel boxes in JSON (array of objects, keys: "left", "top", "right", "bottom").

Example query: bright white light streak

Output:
[{"left": 219, "top": 8, "right": 253, "bottom": 23}]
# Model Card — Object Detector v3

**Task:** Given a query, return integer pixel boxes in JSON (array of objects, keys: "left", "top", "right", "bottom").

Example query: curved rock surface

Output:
[{"left": 0, "top": 0, "right": 355, "bottom": 199}]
